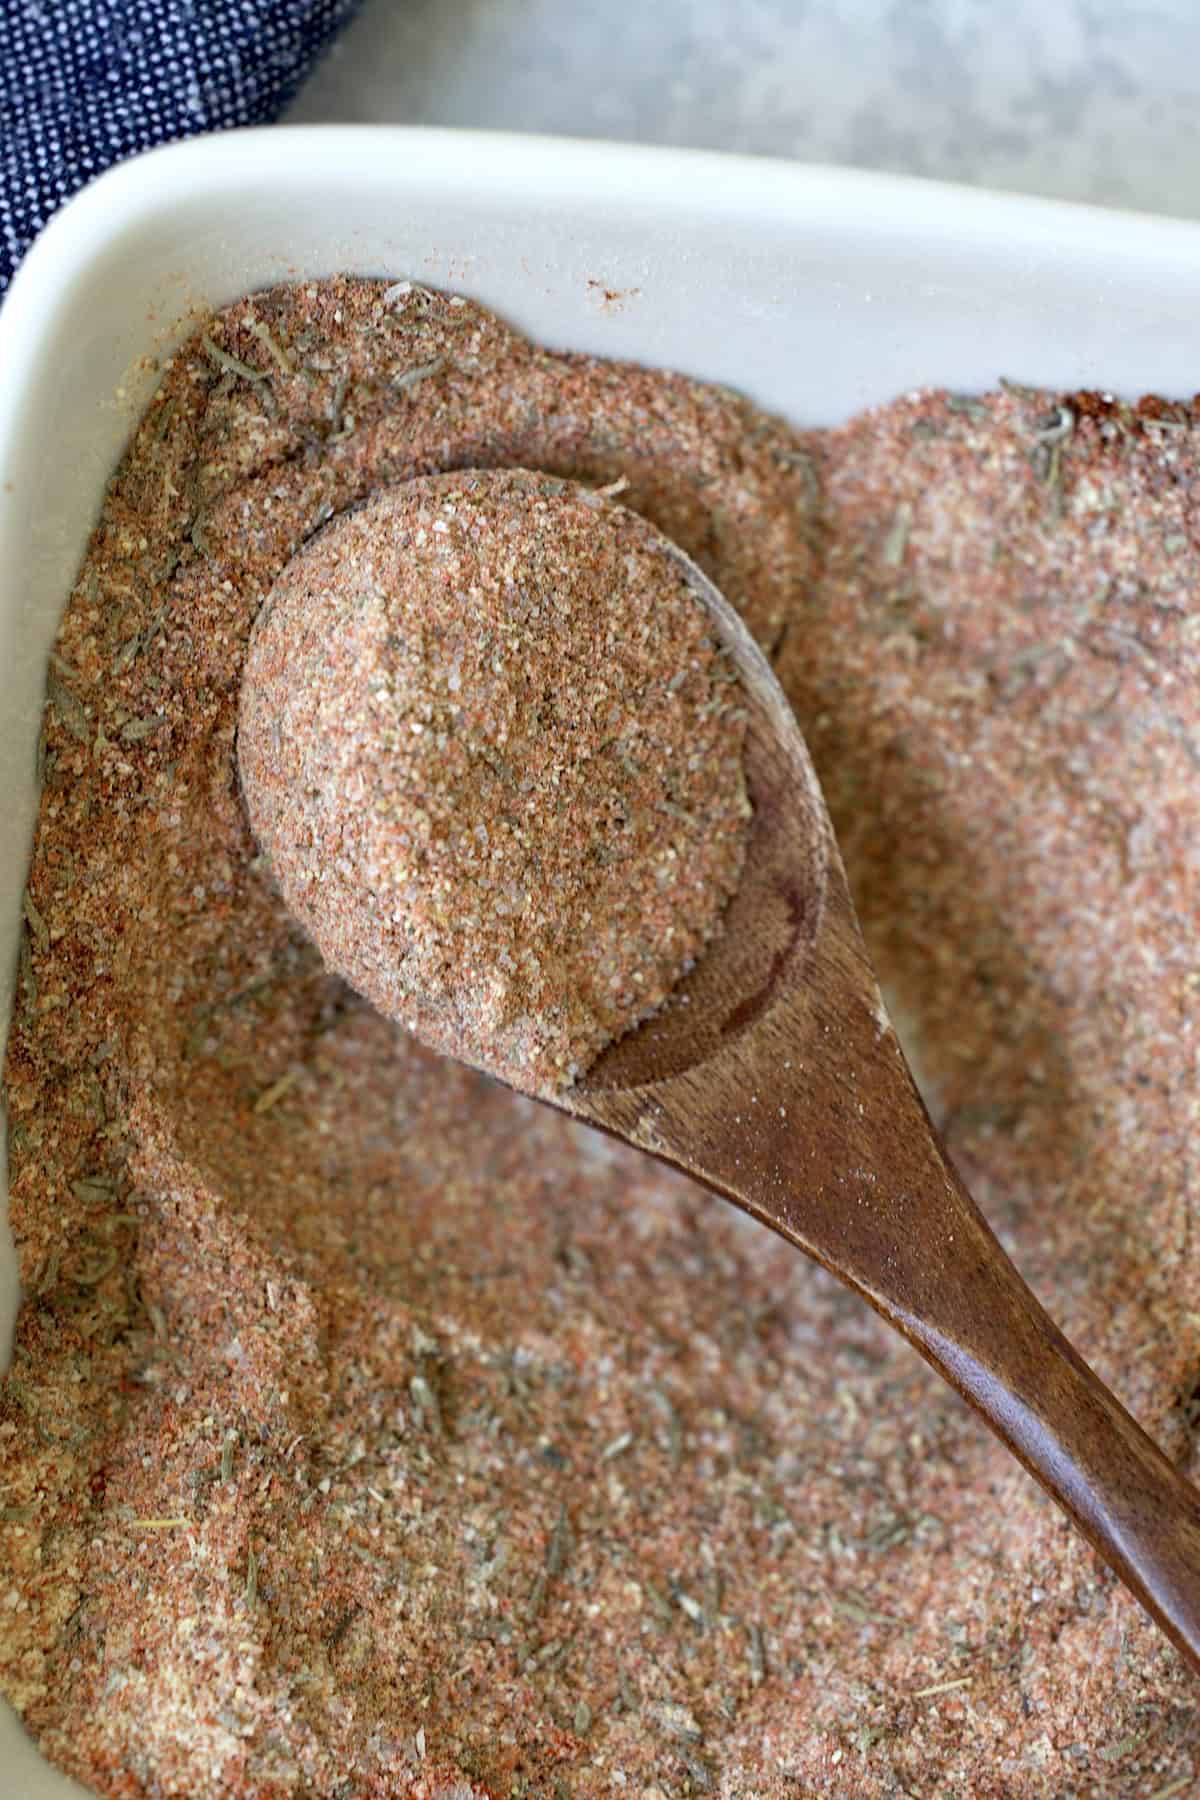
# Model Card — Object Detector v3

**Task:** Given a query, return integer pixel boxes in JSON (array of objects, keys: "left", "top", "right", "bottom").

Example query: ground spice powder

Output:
[
  {"left": 2, "top": 283, "right": 1199, "bottom": 1797},
  {"left": 238, "top": 468, "right": 749, "bottom": 1092}
]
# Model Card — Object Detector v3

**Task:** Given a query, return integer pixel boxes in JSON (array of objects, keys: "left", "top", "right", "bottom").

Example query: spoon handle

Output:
[
  {"left": 587, "top": 866, "right": 1200, "bottom": 1668},
  {"left": 618, "top": 1022, "right": 1200, "bottom": 1671},
  {"left": 891, "top": 1158, "right": 1200, "bottom": 1674}
]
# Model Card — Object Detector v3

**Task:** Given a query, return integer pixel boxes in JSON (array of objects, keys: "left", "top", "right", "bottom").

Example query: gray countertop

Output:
[{"left": 290, "top": 0, "right": 1200, "bottom": 218}]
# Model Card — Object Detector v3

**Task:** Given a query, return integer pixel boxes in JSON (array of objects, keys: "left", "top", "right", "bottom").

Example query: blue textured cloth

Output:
[{"left": 1, "top": 0, "right": 362, "bottom": 296}]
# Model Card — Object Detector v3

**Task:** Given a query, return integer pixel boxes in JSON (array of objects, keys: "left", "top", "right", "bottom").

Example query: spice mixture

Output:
[
  {"left": 239, "top": 469, "right": 749, "bottom": 1093},
  {"left": 2, "top": 279, "right": 1199, "bottom": 1799}
]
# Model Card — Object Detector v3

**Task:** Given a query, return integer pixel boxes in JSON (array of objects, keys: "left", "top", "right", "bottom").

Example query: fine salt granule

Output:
[
  {"left": 2, "top": 281, "right": 1199, "bottom": 1798},
  {"left": 238, "top": 468, "right": 749, "bottom": 1093}
]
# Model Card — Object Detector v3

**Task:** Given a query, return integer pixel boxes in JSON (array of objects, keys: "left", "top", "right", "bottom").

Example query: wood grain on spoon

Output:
[{"left": 556, "top": 548, "right": 1200, "bottom": 1676}]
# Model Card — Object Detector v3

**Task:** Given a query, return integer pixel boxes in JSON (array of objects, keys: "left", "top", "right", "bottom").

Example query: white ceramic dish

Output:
[{"left": 6, "top": 125, "right": 1200, "bottom": 1797}]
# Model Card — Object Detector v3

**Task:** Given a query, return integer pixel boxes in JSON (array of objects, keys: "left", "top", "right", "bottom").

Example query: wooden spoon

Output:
[{"left": 541, "top": 546, "right": 1200, "bottom": 1675}]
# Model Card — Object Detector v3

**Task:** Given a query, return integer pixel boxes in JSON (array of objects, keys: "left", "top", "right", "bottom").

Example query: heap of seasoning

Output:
[
  {"left": 238, "top": 468, "right": 750, "bottom": 1092},
  {"left": 1, "top": 276, "right": 1199, "bottom": 1798}
]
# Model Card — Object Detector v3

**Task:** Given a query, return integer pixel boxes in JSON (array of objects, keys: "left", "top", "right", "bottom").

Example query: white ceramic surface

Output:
[{"left": 5, "top": 124, "right": 1200, "bottom": 1796}]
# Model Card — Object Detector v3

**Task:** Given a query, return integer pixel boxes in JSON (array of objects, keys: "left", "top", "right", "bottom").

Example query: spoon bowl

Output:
[{"left": 553, "top": 543, "right": 1200, "bottom": 1675}]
